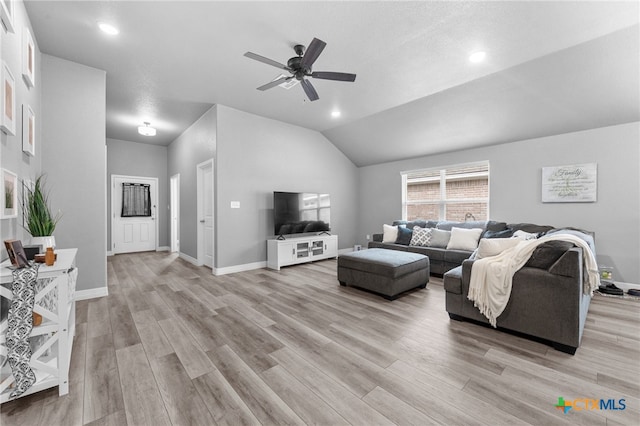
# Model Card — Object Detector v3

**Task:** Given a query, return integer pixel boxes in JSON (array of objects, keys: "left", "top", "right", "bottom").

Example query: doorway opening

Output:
[
  {"left": 196, "top": 159, "right": 214, "bottom": 270},
  {"left": 170, "top": 174, "right": 180, "bottom": 253}
]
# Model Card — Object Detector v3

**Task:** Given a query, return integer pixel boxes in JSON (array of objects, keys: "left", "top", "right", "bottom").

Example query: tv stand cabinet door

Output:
[{"left": 267, "top": 240, "right": 295, "bottom": 270}]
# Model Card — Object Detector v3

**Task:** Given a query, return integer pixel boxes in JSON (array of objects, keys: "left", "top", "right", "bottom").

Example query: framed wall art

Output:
[
  {"left": 22, "top": 104, "right": 35, "bottom": 156},
  {"left": 1, "top": 61, "right": 15, "bottom": 135},
  {"left": 0, "top": 0, "right": 13, "bottom": 34},
  {"left": 1, "top": 168, "right": 18, "bottom": 219},
  {"left": 541, "top": 163, "right": 597, "bottom": 203},
  {"left": 22, "top": 27, "right": 35, "bottom": 88}
]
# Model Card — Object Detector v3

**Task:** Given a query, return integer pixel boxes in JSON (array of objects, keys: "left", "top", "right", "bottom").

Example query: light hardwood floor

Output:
[{"left": 2, "top": 251, "right": 639, "bottom": 425}]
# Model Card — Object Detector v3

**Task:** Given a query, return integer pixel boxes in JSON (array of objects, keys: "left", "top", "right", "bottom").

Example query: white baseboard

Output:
[
  {"left": 179, "top": 252, "right": 200, "bottom": 266},
  {"left": 338, "top": 248, "right": 356, "bottom": 255},
  {"left": 106, "top": 251, "right": 114, "bottom": 257},
  {"left": 75, "top": 286, "right": 109, "bottom": 301},
  {"left": 157, "top": 246, "right": 170, "bottom": 252},
  {"left": 214, "top": 261, "right": 267, "bottom": 276}
]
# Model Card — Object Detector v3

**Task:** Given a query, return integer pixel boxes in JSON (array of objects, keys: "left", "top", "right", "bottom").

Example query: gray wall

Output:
[
  {"left": 106, "top": 138, "right": 169, "bottom": 250},
  {"left": 358, "top": 122, "right": 640, "bottom": 283},
  {"left": 167, "top": 106, "right": 217, "bottom": 260},
  {"left": 41, "top": 55, "right": 107, "bottom": 292},
  {"left": 216, "top": 105, "right": 359, "bottom": 269},
  {"left": 0, "top": 2, "right": 42, "bottom": 253}
]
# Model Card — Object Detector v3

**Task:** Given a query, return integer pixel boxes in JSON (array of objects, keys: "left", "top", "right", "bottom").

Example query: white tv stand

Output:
[{"left": 267, "top": 234, "right": 338, "bottom": 270}]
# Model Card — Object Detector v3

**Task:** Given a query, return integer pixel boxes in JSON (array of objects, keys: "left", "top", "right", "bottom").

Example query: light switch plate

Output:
[{"left": 230, "top": 201, "right": 240, "bottom": 209}]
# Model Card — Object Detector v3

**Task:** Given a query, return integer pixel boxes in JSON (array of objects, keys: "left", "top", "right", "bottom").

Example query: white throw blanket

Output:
[{"left": 467, "top": 234, "right": 600, "bottom": 327}]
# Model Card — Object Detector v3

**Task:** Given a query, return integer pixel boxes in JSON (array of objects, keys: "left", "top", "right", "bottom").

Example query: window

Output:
[
  {"left": 121, "top": 183, "right": 151, "bottom": 217},
  {"left": 402, "top": 162, "right": 489, "bottom": 221}
]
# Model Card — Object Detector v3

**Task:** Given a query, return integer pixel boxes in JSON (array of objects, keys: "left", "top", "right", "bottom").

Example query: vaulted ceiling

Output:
[{"left": 25, "top": 1, "right": 639, "bottom": 167}]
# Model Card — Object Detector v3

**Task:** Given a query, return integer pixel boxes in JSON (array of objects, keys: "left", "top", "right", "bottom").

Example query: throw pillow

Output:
[
  {"left": 382, "top": 224, "right": 398, "bottom": 243},
  {"left": 428, "top": 229, "right": 451, "bottom": 248},
  {"left": 409, "top": 227, "right": 432, "bottom": 246},
  {"left": 483, "top": 229, "right": 514, "bottom": 239},
  {"left": 525, "top": 241, "right": 575, "bottom": 269},
  {"left": 395, "top": 226, "right": 413, "bottom": 245},
  {"left": 513, "top": 230, "right": 539, "bottom": 240},
  {"left": 476, "top": 238, "right": 521, "bottom": 259},
  {"left": 446, "top": 227, "right": 484, "bottom": 251}
]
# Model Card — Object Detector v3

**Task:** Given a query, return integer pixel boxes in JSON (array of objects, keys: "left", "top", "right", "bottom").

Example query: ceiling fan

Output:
[{"left": 244, "top": 37, "right": 356, "bottom": 102}]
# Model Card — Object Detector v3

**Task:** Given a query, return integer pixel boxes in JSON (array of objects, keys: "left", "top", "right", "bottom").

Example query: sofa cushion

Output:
[
  {"left": 508, "top": 223, "right": 554, "bottom": 235},
  {"left": 428, "top": 229, "right": 451, "bottom": 248},
  {"left": 395, "top": 226, "right": 413, "bottom": 245},
  {"left": 525, "top": 241, "right": 576, "bottom": 269},
  {"left": 382, "top": 224, "right": 399, "bottom": 243},
  {"left": 368, "top": 241, "right": 409, "bottom": 252},
  {"left": 407, "top": 246, "right": 444, "bottom": 262},
  {"left": 483, "top": 229, "right": 514, "bottom": 239},
  {"left": 443, "top": 266, "right": 463, "bottom": 294},
  {"left": 446, "top": 227, "right": 483, "bottom": 251},
  {"left": 476, "top": 238, "right": 521, "bottom": 259},
  {"left": 444, "top": 249, "right": 473, "bottom": 265},
  {"left": 409, "top": 227, "right": 432, "bottom": 246}
]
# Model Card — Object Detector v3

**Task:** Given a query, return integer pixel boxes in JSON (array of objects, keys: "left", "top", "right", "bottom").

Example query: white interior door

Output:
[
  {"left": 197, "top": 160, "right": 214, "bottom": 268},
  {"left": 112, "top": 175, "right": 158, "bottom": 254},
  {"left": 170, "top": 174, "right": 180, "bottom": 253}
]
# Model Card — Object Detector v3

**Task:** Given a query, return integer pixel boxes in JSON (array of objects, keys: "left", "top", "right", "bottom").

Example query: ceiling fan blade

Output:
[
  {"left": 300, "top": 38, "right": 326, "bottom": 69},
  {"left": 311, "top": 71, "right": 356, "bottom": 82},
  {"left": 257, "top": 76, "right": 293, "bottom": 91},
  {"left": 244, "top": 52, "right": 290, "bottom": 71},
  {"left": 301, "top": 79, "right": 319, "bottom": 102}
]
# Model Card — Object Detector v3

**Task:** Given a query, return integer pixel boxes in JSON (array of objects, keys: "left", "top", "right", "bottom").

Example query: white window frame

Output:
[{"left": 401, "top": 161, "right": 490, "bottom": 221}]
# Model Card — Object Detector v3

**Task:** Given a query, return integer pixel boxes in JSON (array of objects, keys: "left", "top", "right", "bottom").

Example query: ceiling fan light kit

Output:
[{"left": 244, "top": 37, "right": 356, "bottom": 102}]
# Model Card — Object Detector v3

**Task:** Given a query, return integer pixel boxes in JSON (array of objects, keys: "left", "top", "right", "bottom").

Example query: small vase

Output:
[
  {"left": 45, "top": 247, "right": 55, "bottom": 266},
  {"left": 31, "top": 236, "right": 56, "bottom": 253}
]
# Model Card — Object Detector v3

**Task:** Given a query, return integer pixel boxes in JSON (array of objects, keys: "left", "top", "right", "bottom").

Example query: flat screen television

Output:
[{"left": 273, "top": 191, "right": 331, "bottom": 237}]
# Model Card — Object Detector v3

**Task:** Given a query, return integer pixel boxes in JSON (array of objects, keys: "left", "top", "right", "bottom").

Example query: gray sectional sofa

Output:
[
  {"left": 369, "top": 220, "right": 509, "bottom": 275},
  {"left": 369, "top": 220, "right": 596, "bottom": 353},
  {"left": 444, "top": 242, "right": 592, "bottom": 354}
]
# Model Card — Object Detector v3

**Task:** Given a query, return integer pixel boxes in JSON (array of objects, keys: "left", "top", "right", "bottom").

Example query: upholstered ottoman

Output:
[{"left": 337, "top": 248, "right": 429, "bottom": 300}]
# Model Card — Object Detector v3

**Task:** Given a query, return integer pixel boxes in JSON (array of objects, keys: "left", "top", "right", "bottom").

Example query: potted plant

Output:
[{"left": 22, "top": 175, "right": 62, "bottom": 251}]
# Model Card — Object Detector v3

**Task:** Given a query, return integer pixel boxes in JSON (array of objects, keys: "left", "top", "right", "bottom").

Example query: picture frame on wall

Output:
[
  {"left": 1, "top": 168, "right": 18, "bottom": 219},
  {"left": 0, "top": 0, "right": 14, "bottom": 34},
  {"left": 22, "top": 104, "right": 35, "bottom": 156},
  {"left": 22, "top": 27, "right": 35, "bottom": 88},
  {"left": 541, "top": 163, "right": 598, "bottom": 203},
  {"left": 1, "top": 61, "right": 16, "bottom": 135}
]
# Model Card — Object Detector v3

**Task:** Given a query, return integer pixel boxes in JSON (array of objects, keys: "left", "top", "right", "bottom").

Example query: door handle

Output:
[{"left": 200, "top": 220, "right": 205, "bottom": 223}]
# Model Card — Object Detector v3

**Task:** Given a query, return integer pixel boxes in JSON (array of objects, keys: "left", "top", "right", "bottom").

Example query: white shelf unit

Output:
[
  {"left": 267, "top": 234, "right": 338, "bottom": 270},
  {"left": 0, "top": 248, "right": 78, "bottom": 404}
]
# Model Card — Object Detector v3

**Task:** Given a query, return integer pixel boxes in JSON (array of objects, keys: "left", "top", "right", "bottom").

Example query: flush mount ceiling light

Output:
[
  {"left": 331, "top": 110, "right": 341, "bottom": 118},
  {"left": 98, "top": 22, "right": 119, "bottom": 35},
  {"left": 138, "top": 122, "right": 156, "bottom": 136},
  {"left": 469, "top": 51, "right": 486, "bottom": 63}
]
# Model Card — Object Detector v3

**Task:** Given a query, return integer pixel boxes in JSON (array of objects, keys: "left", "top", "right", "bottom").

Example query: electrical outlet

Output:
[
  {"left": 366, "top": 234, "right": 370, "bottom": 240},
  {"left": 230, "top": 201, "right": 240, "bottom": 209}
]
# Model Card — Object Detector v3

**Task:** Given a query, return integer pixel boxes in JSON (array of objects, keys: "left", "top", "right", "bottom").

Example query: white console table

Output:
[
  {"left": 0, "top": 248, "right": 78, "bottom": 403},
  {"left": 267, "top": 234, "right": 338, "bottom": 270}
]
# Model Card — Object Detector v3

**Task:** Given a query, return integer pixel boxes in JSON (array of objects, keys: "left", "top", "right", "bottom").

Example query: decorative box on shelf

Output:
[{"left": 0, "top": 248, "right": 78, "bottom": 403}]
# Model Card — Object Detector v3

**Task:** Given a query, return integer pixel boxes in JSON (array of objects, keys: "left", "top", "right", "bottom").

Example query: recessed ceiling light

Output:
[
  {"left": 469, "top": 51, "right": 486, "bottom": 63},
  {"left": 331, "top": 110, "right": 341, "bottom": 118},
  {"left": 138, "top": 122, "right": 156, "bottom": 136},
  {"left": 98, "top": 22, "right": 119, "bottom": 36}
]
